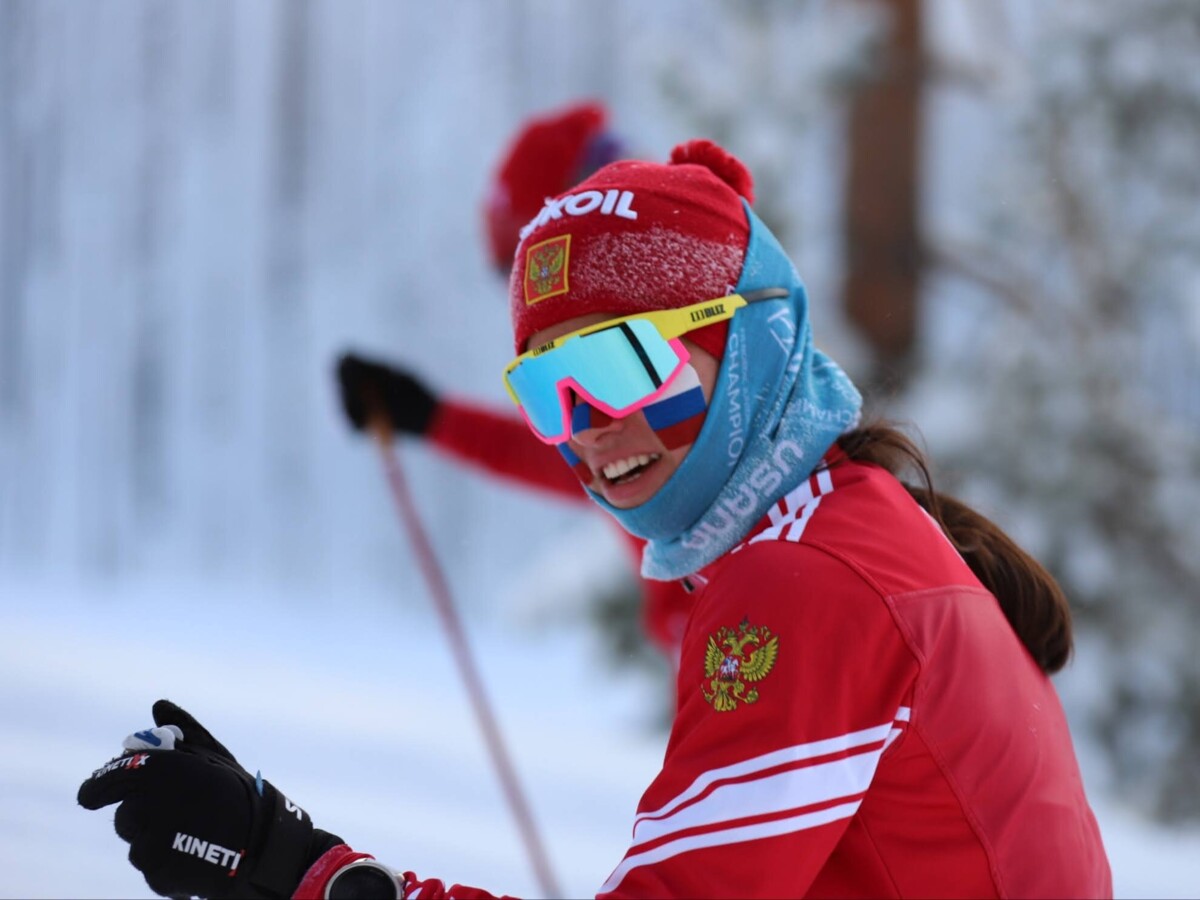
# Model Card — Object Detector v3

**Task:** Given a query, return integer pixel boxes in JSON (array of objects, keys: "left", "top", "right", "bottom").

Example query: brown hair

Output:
[{"left": 836, "top": 423, "right": 1073, "bottom": 674}]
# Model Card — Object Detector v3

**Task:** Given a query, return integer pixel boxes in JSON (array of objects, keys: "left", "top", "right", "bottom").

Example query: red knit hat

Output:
[
  {"left": 509, "top": 139, "right": 754, "bottom": 357},
  {"left": 484, "top": 101, "right": 620, "bottom": 269}
]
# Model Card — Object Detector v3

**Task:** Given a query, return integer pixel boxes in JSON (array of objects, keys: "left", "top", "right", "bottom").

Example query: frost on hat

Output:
[
  {"left": 484, "top": 101, "right": 621, "bottom": 269},
  {"left": 509, "top": 139, "right": 754, "bottom": 357}
]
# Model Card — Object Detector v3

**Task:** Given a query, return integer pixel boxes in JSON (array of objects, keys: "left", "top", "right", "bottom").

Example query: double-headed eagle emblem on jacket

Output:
[{"left": 703, "top": 618, "right": 780, "bottom": 712}]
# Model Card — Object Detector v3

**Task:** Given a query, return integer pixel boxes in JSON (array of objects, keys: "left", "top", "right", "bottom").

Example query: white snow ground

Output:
[{"left": 1, "top": 576, "right": 1198, "bottom": 899}]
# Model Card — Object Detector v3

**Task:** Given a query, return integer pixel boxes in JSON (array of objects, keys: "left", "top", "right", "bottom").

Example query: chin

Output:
[
  {"left": 597, "top": 456, "right": 679, "bottom": 508},
  {"left": 603, "top": 493, "right": 646, "bottom": 510}
]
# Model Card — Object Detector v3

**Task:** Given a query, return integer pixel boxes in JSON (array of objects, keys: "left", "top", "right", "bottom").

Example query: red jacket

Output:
[
  {"left": 385, "top": 455, "right": 1111, "bottom": 899},
  {"left": 427, "top": 397, "right": 692, "bottom": 658}
]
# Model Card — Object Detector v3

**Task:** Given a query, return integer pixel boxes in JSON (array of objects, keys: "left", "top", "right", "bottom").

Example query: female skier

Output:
[{"left": 79, "top": 139, "right": 1112, "bottom": 899}]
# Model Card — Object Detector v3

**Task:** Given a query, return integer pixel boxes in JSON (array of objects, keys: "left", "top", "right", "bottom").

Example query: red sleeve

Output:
[
  {"left": 596, "top": 541, "right": 918, "bottom": 899},
  {"left": 610, "top": 529, "right": 692, "bottom": 666},
  {"left": 640, "top": 580, "right": 691, "bottom": 667},
  {"left": 425, "top": 397, "right": 586, "bottom": 500},
  {"left": 400, "top": 872, "right": 516, "bottom": 899},
  {"left": 292, "top": 845, "right": 516, "bottom": 900}
]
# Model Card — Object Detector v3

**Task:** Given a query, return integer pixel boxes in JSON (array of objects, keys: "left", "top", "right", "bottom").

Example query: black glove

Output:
[
  {"left": 336, "top": 352, "right": 439, "bottom": 435},
  {"left": 78, "top": 700, "right": 342, "bottom": 899}
]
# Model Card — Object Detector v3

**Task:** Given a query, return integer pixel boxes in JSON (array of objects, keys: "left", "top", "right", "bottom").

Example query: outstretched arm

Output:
[
  {"left": 427, "top": 395, "right": 587, "bottom": 500},
  {"left": 336, "top": 352, "right": 585, "bottom": 501}
]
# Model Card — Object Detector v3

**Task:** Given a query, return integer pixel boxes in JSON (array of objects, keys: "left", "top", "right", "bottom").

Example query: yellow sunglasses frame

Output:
[{"left": 502, "top": 288, "right": 790, "bottom": 407}]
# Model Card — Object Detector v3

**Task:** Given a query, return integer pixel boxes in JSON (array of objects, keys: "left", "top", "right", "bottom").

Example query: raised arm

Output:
[{"left": 337, "top": 352, "right": 585, "bottom": 501}]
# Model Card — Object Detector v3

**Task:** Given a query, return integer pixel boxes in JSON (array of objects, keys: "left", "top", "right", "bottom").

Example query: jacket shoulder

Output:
[{"left": 729, "top": 460, "right": 983, "bottom": 599}]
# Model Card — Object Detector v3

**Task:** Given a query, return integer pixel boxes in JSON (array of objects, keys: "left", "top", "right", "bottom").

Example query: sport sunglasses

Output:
[{"left": 502, "top": 287, "right": 790, "bottom": 445}]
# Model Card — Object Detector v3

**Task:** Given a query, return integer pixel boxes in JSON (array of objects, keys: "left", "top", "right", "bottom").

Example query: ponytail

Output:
[{"left": 836, "top": 423, "right": 1073, "bottom": 674}]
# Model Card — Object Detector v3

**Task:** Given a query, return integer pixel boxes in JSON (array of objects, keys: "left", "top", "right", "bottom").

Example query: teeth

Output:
[{"left": 602, "top": 454, "right": 658, "bottom": 481}]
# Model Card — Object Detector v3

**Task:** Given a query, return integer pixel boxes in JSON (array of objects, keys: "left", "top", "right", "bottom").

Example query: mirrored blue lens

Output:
[{"left": 508, "top": 319, "right": 683, "bottom": 441}]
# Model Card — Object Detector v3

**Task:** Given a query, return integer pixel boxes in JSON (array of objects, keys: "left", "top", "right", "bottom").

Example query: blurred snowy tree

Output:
[
  {"left": 923, "top": 0, "right": 1200, "bottom": 821},
  {"left": 655, "top": 0, "right": 884, "bottom": 250},
  {"left": 842, "top": 0, "right": 925, "bottom": 393}
]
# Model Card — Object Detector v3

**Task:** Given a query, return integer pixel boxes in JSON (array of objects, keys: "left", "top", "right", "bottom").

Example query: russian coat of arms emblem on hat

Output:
[
  {"left": 703, "top": 618, "right": 779, "bottom": 712},
  {"left": 523, "top": 234, "right": 571, "bottom": 305}
]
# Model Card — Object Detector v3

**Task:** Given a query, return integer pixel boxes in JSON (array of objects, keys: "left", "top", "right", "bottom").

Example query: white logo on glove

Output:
[{"left": 172, "top": 832, "right": 243, "bottom": 872}]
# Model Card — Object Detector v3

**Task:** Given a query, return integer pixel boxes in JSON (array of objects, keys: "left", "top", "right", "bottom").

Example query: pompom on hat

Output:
[
  {"left": 508, "top": 139, "right": 755, "bottom": 358},
  {"left": 484, "top": 101, "right": 623, "bottom": 269}
]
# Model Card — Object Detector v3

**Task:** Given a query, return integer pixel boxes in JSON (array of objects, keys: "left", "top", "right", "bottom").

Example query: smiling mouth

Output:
[{"left": 600, "top": 453, "right": 662, "bottom": 486}]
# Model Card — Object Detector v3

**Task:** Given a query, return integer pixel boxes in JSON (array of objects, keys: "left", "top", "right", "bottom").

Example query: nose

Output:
[{"left": 569, "top": 398, "right": 626, "bottom": 446}]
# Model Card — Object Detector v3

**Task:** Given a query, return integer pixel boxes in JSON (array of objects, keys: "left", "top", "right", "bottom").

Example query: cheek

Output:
[
  {"left": 642, "top": 365, "right": 709, "bottom": 451},
  {"left": 558, "top": 442, "right": 593, "bottom": 483},
  {"left": 570, "top": 398, "right": 615, "bottom": 436},
  {"left": 555, "top": 363, "right": 711, "bottom": 484}
]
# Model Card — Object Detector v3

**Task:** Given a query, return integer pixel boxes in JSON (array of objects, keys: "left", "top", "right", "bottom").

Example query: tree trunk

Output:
[{"left": 842, "top": 0, "right": 924, "bottom": 396}]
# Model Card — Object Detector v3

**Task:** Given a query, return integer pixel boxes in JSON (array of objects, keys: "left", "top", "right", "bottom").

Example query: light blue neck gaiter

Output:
[{"left": 589, "top": 203, "right": 863, "bottom": 580}]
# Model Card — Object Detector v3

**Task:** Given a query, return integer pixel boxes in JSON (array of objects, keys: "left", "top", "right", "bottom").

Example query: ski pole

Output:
[{"left": 368, "top": 417, "right": 563, "bottom": 899}]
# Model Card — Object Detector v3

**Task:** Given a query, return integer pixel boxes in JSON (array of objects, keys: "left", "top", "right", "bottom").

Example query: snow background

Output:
[{"left": 2, "top": 1, "right": 1199, "bottom": 897}]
